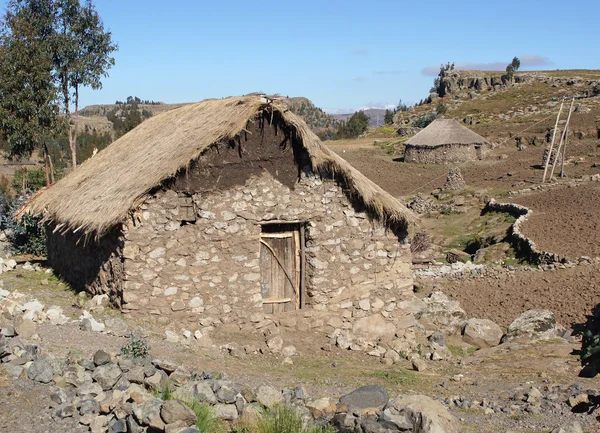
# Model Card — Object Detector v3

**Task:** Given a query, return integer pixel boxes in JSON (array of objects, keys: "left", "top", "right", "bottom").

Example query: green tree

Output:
[
  {"left": 384, "top": 109, "right": 395, "bottom": 125},
  {"left": 0, "top": 1, "right": 66, "bottom": 185},
  {"left": 53, "top": 0, "right": 118, "bottom": 169},
  {"left": 511, "top": 56, "right": 521, "bottom": 71},
  {"left": 337, "top": 111, "right": 369, "bottom": 139}
]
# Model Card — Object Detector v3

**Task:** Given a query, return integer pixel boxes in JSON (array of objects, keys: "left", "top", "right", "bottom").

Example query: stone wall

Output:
[
  {"left": 46, "top": 226, "right": 124, "bottom": 302},
  {"left": 484, "top": 199, "right": 561, "bottom": 265},
  {"left": 120, "top": 171, "right": 413, "bottom": 333},
  {"left": 404, "top": 143, "right": 486, "bottom": 164}
]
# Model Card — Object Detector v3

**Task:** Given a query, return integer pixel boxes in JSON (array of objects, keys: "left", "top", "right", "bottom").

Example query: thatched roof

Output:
[
  {"left": 22, "top": 95, "right": 416, "bottom": 236},
  {"left": 406, "top": 119, "right": 488, "bottom": 148}
]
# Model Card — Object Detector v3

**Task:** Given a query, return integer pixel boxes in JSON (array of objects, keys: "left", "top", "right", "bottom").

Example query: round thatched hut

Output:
[{"left": 404, "top": 119, "right": 489, "bottom": 164}]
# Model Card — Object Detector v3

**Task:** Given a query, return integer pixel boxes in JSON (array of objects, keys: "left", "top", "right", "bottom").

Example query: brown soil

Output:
[
  {"left": 421, "top": 264, "right": 600, "bottom": 328},
  {"left": 507, "top": 183, "right": 600, "bottom": 259}
]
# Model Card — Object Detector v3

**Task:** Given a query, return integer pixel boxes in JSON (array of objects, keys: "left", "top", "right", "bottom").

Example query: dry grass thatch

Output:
[
  {"left": 21, "top": 95, "right": 416, "bottom": 236},
  {"left": 406, "top": 118, "right": 488, "bottom": 148}
]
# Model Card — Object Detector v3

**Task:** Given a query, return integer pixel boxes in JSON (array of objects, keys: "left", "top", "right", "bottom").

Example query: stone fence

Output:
[{"left": 484, "top": 199, "right": 562, "bottom": 266}]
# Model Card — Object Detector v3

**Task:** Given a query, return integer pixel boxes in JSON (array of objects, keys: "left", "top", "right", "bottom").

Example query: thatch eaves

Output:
[
  {"left": 406, "top": 118, "right": 488, "bottom": 148},
  {"left": 21, "top": 95, "right": 416, "bottom": 236}
]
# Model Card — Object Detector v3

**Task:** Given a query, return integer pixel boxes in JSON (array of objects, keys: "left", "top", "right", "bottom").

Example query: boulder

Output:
[
  {"left": 14, "top": 317, "right": 37, "bottom": 339},
  {"left": 462, "top": 318, "right": 503, "bottom": 348},
  {"left": 352, "top": 314, "right": 396, "bottom": 342},
  {"left": 386, "top": 394, "right": 460, "bottom": 433},
  {"left": 93, "top": 350, "right": 111, "bottom": 366},
  {"left": 27, "top": 359, "right": 54, "bottom": 383},
  {"left": 339, "top": 385, "right": 389, "bottom": 411},
  {"left": 445, "top": 249, "right": 471, "bottom": 264},
  {"left": 502, "top": 310, "right": 558, "bottom": 343},
  {"left": 92, "top": 363, "right": 122, "bottom": 390},
  {"left": 255, "top": 384, "right": 284, "bottom": 408},
  {"left": 160, "top": 400, "right": 197, "bottom": 425},
  {"left": 416, "top": 292, "right": 467, "bottom": 334},
  {"left": 133, "top": 398, "right": 163, "bottom": 426}
]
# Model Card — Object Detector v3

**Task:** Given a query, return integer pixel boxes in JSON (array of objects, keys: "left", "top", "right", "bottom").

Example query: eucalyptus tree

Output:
[
  {"left": 53, "top": 0, "right": 117, "bottom": 168},
  {"left": 0, "top": 0, "right": 66, "bottom": 185}
]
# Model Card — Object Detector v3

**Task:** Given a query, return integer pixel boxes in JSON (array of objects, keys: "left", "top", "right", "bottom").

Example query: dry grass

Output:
[{"left": 21, "top": 96, "right": 416, "bottom": 236}]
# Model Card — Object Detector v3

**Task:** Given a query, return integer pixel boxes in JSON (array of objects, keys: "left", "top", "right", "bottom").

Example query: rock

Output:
[
  {"left": 3, "top": 363, "right": 24, "bottom": 378},
  {"left": 442, "top": 167, "right": 466, "bottom": 191},
  {"left": 46, "top": 306, "right": 68, "bottom": 325},
  {"left": 27, "top": 359, "right": 54, "bottom": 383},
  {"left": 552, "top": 422, "right": 584, "bottom": 433},
  {"left": 104, "top": 317, "right": 129, "bottom": 336},
  {"left": 416, "top": 292, "right": 467, "bottom": 334},
  {"left": 93, "top": 350, "right": 111, "bottom": 366},
  {"left": 92, "top": 363, "right": 122, "bottom": 390},
  {"left": 339, "top": 385, "right": 389, "bottom": 411},
  {"left": 152, "top": 359, "right": 179, "bottom": 374},
  {"left": 133, "top": 398, "right": 163, "bottom": 426},
  {"left": 568, "top": 393, "right": 588, "bottom": 407},
  {"left": 14, "top": 317, "right": 37, "bottom": 339},
  {"left": 195, "top": 381, "right": 218, "bottom": 404},
  {"left": 281, "top": 345, "right": 297, "bottom": 357},
  {"left": 352, "top": 314, "right": 396, "bottom": 341},
  {"left": 214, "top": 403, "right": 238, "bottom": 420},
  {"left": 445, "top": 249, "right": 471, "bottom": 264},
  {"left": 266, "top": 335, "right": 283, "bottom": 353},
  {"left": 144, "top": 370, "right": 168, "bottom": 392},
  {"left": 79, "top": 399, "right": 101, "bottom": 416},
  {"left": 502, "top": 310, "right": 558, "bottom": 343},
  {"left": 462, "top": 318, "right": 503, "bottom": 348},
  {"left": 80, "top": 311, "right": 105, "bottom": 332},
  {"left": 381, "top": 408, "right": 413, "bottom": 430},
  {"left": 256, "top": 384, "right": 284, "bottom": 408},
  {"left": 65, "top": 364, "right": 93, "bottom": 388},
  {"left": 54, "top": 402, "right": 76, "bottom": 418},
  {"left": 160, "top": 400, "right": 197, "bottom": 425},
  {"left": 411, "top": 357, "right": 428, "bottom": 372},
  {"left": 386, "top": 394, "right": 460, "bottom": 433}
]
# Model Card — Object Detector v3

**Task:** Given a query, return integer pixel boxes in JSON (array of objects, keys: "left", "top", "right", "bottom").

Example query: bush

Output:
[
  {"left": 187, "top": 400, "right": 227, "bottom": 433},
  {"left": 255, "top": 405, "right": 335, "bottom": 433},
  {"left": 0, "top": 193, "right": 47, "bottom": 256},
  {"left": 436, "top": 102, "right": 447, "bottom": 116},
  {"left": 412, "top": 113, "right": 437, "bottom": 129},
  {"left": 120, "top": 333, "right": 150, "bottom": 359},
  {"left": 11, "top": 167, "right": 48, "bottom": 193},
  {"left": 579, "top": 305, "right": 600, "bottom": 377},
  {"left": 337, "top": 111, "right": 370, "bottom": 139}
]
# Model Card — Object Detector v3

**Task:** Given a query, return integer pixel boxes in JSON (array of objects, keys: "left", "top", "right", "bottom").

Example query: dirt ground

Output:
[
  {"left": 507, "top": 183, "right": 600, "bottom": 259},
  {"left": 420, "top": 264, "right": 600, "bottom": 329}
]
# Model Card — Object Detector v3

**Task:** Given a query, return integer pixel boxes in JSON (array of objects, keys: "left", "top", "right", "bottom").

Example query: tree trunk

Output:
[
  {"left": 69, "top": 127, "right": 76, "bottom": 169},
  {"left": 43, "top": 144, "right": 50, "bottom": 186},
  {"left": 72, "top": 85, "right": 79, "bottom": 169},
  {"left": 48, "top": 153, "right": 55, "bottom": 184}
]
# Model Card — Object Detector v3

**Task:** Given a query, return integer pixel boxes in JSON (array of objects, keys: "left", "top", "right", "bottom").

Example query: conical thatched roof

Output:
[
  {"left": 21, "top": 95, "right": 416, "bottom": 236},
  {"left": 406, "top": 119, "right": 488, "bottom": 148}
]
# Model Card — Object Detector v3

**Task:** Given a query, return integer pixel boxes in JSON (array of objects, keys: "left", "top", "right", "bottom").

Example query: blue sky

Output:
[{"left": 3, "top": 0, "right": 599, "bottom": 113}]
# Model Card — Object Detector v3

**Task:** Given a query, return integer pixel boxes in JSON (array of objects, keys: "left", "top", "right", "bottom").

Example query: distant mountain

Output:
[{"left": 331, "top": 108, "right": 388, "bottom": 127}]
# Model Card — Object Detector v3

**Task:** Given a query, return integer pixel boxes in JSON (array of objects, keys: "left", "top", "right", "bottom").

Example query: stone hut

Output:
[
  {"left": 22, "top": 96, "right": 416, "bottom": 332},
  {"left": 404, "top": 119, "right": 489, "bottom": 164}
]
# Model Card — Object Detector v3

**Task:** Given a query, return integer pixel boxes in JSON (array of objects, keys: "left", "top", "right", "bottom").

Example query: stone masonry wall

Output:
[
  {"left": 120, "top": 172, "right": 413, "bottom": 333},
  {"left": 404, "top": 143, "right": 486, "bottom": 164}
]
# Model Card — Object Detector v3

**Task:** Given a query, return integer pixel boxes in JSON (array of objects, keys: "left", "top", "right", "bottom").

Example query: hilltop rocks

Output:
[{"left": 502, "top": 309, "right": 559, "bottom": 343}]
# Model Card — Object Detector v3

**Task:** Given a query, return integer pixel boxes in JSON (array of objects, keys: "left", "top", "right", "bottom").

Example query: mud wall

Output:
[
  {"left": 120, "top": 117, "right": 413, "bottom": 333},
  {"left": 46, "top": 226, "right": 125, "bottom": 301},
  {"left": 404, "top": 143, "right": 486, "bottom": 164}
]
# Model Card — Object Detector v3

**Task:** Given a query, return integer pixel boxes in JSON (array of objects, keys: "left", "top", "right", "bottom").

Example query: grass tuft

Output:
[
  {"left": 187, "top": 400, "right": 228, "bottom": 433},
  {"left": 255, "top": 405, "right": 335, "bottom": 433}
]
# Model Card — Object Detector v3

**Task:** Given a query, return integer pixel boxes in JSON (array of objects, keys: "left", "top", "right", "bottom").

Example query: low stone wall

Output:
[
  {"left": 404, "top": 143, "right": 486, "bottom": 164},
  {"left": 46, "top": 226, "right": 125, "bottom": 302},
  {"left": 484, "top": 199, "right": 561, "bottom": 265}
]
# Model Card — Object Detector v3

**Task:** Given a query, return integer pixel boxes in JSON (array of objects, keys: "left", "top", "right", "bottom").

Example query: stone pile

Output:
[
  {"left": 1, "top": 313, "right": 461, "bottom": 433},
  {"left": 441, "top": 167, "right": 466, "bottom": 191},
  {"left": 406, "top": 193, "right": 438, "bottom": 215}
]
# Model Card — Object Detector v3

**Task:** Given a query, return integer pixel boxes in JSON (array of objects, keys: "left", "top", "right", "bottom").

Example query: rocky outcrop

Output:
[{"left": 502, "top": 309, "right": 560, "bottom": 343}]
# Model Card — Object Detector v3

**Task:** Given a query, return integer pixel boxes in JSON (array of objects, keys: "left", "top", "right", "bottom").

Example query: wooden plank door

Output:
[{"left": 260, "top": 229, "right": 301, "bottom": 313}]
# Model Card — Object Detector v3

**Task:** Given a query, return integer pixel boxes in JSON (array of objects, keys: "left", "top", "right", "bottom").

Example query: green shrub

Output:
[
  {"left": 0, "top": 193, "right": 47, "bottom": 256},
  {"left": 412, "top": 113, "right": 436, "bottom": 129},
  {"left": 11, "top": 167, "right": 48, "bottom": 193},
  {"left": 120, "top": 333, "right": 150, "bottom": 359},
  {"left": 187, "top": 400, "right": 227, "bottom": 433},
  {"left": 255, "top": 405, "right": 335, "bottom": 433}
]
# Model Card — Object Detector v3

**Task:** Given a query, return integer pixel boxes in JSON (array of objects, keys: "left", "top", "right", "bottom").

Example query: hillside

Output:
[
  {"left": 394, "top": 69, "right": 600, "bottom": 148},
  {"left": 332, "top": 108, "right": 387, "bottom": 127},
  {"left": 78, "top": 96, "right": 341, "bottom": 140}
]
